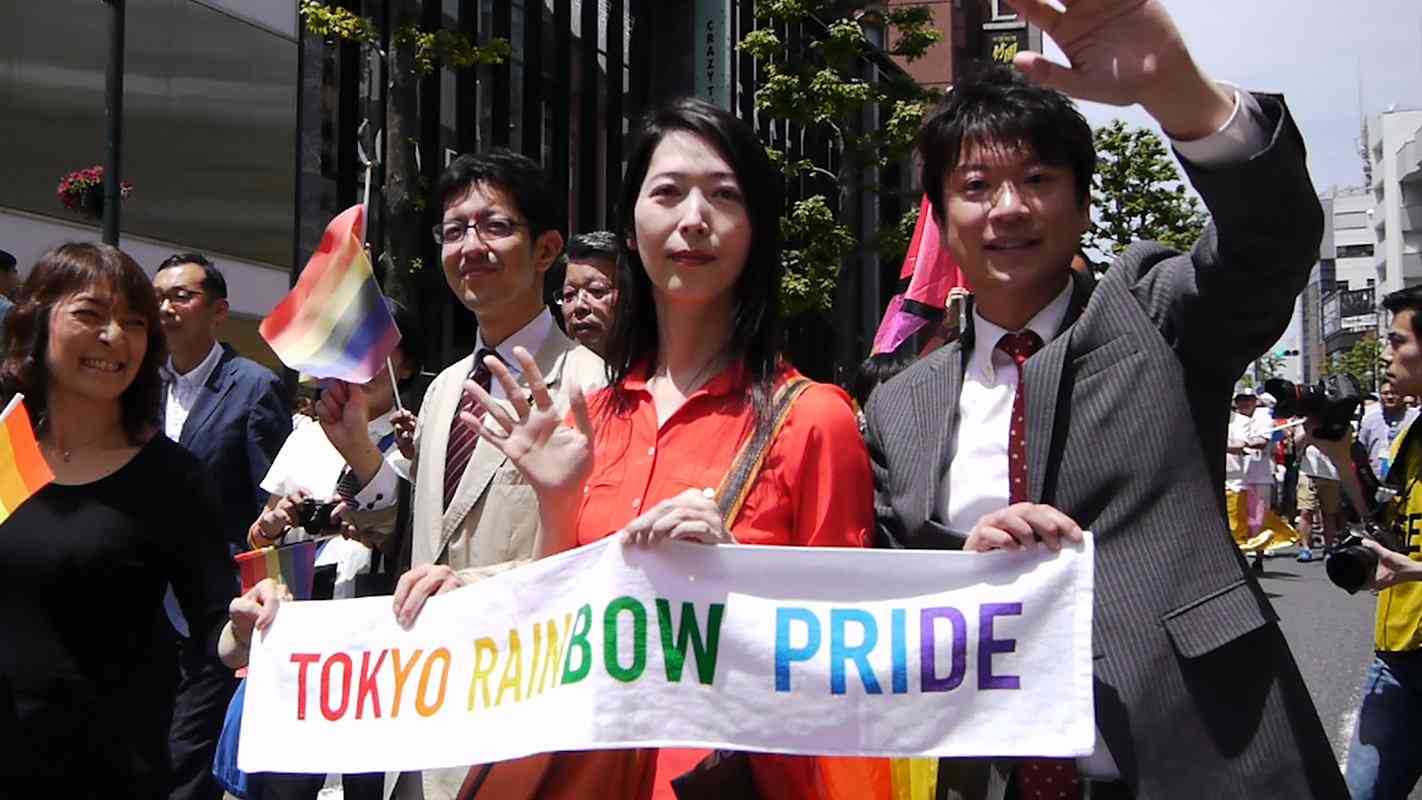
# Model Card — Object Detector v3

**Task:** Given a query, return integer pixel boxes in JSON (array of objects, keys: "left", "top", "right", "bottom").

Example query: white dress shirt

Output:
[
  {"left": 939, "top": 86, "right": 1271, "bottom": 781},
  {"left": 260, "top": 407, "right": 408, "bottom": 598},
  {"left": 163, "top": 340, "right": 223, "bottom": 441}
]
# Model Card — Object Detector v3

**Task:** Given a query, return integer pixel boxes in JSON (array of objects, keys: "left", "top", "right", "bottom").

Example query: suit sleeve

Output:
[
  {"left": 1128, "top": 92, "right": 1323, "bottom": 386},
  {"left": 863, "top": 393, "right": 910, "bottom": 550},
  {"left": 165, "top": 452, "right": 241, "bottom": 658},
  {"left": 246, "top": 371, "right": 292, "bottom": 512}
]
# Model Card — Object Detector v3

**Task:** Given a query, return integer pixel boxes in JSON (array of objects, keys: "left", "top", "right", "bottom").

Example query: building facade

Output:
[
  {"left": 1369, "top": 108, "right": 1422, "bottom": 294},
  {"left": 1, "top": 0, "right": 300, "bottom": 370}
]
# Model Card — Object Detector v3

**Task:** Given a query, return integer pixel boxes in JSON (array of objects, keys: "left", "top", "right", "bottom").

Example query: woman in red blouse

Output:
[{"left": 462, "top": 98, "right": 876, "bottom": 800}]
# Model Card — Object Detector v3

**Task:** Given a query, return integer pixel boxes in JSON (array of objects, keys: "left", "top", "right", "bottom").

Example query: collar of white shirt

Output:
[
  {"left": 164, "top": 340, "right": 223, "bottom": 389},
  {"left": 472, "top": 307, "right": 554, "bottom": 381},
  {"left": 965, "top": 280, "right": 1073, "bottom": 384}
]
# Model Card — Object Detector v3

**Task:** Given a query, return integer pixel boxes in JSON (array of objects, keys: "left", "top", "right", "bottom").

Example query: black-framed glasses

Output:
[
  {"left": 554, "top": 284, "right": 615, "bottom": 306},
  {"left": 156, "top": 287, "right": 206, "bottom": 305},
  {"left": 432, "top": 217, "right": 525, "bottom": 245}
]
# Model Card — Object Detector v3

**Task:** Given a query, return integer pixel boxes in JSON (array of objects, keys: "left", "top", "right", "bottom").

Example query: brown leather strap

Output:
[{"left": 715, "top": 377, "right": 814, "bottom": 530}]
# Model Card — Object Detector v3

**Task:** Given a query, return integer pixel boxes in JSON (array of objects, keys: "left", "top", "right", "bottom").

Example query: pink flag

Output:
[{"left": 871, "top": 195, "right": 970, "bottom": 355}]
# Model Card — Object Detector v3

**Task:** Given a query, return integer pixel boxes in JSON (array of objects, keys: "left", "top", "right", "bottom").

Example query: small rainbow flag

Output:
[
  {"left": 234, "top": 539, "right": 319, "bottom": 600},
  {"left": 260, "top": 205, "right": 401, "bottom": 383},
  {"left": 0, "top": 394, "right": 54, "bottom": 526}
]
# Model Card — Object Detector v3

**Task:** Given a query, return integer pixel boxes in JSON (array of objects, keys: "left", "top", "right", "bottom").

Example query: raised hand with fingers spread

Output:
[
  {"left": 1006, "top": 0, "right": 1235, "bottom": 139},
  {"left": 460, "top": 345, "right": 596, "bottom": 555}
]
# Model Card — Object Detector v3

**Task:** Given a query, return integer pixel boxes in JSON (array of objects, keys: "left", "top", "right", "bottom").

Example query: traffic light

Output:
[{"left": 1274, "top": 349, "right": 1300, "bottom": 357}]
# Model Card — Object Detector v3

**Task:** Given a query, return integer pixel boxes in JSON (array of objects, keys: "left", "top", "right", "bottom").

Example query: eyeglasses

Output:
[
  {"left": 432, "top": 217, "right": 525, "bottom": 245},
  {"left": 554, "top": 284, "right": 614, "bottom": 306},
  {"left": 156, "top": 288, "right": 206, "bottom": 305}
]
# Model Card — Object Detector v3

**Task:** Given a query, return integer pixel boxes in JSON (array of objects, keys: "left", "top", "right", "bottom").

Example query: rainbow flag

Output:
[
  {"left": 872, "top": 194, "right": 970, "bottom": 355},
  {"left": 0, "top": 394, "right": 53, "bottom": 526},
  {"left": 260, "top": 205, "right": 401, "bottom": 383},
  {"left": 234, "top": 539, "right": 319, "bottom": 600},
  {"left": 817, "top": 756, "right": 939, "bottom": 800}
]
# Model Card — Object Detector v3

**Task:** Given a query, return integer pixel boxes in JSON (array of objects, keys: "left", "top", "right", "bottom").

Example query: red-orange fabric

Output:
[{"left": 537, "top": 363, "right": 876, "bottom": 800}]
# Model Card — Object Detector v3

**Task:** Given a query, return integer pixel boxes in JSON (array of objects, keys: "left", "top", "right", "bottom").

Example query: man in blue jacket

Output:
[{"left": 154, "top": 252, "right": 290, "bottom": 800}]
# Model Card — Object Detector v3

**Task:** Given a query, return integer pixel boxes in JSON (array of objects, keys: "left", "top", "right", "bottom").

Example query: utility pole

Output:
[{"left": 102, "top": 0, "right": 126, "bottom": 245}]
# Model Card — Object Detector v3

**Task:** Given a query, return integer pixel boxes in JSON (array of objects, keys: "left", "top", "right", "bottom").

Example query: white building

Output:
[{"left": 1370, "top": 109, "right": 1422, "bottom": 294}]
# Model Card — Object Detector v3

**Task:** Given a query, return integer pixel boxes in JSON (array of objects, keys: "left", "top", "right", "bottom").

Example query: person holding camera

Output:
[
  {"left": 241, "top": 300, "right": 423, "bottom": 800},
  {"left": 1306, "top": 286, "right": 1422, "bottom": 798}
]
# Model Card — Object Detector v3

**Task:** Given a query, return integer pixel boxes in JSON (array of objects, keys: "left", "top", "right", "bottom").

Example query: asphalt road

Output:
[{"left": 1260, "top": 549, "right": 1422, "bottom": 798}]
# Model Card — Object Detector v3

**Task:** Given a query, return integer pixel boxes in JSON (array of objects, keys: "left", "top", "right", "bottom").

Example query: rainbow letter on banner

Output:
[
  {"left": 0, "top": 394, "right": 54, "bottom": 526},
  {"left": 260, "top": 205, "right": 401, "bottom": 383}
]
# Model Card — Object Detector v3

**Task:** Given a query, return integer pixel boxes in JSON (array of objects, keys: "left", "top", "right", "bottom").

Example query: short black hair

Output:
[
  {"left": 852, "top": 349, "right": 916, "bottom": 409},
  {"left": 918, "top": 64, "right": 1096, "bottom": 222},
  {"left": 434, "top": 149, "right": 561, "bottom": 237},
  {"left": 156, "top": 252, "right": 228, "bottom": 300},
  {"left": 1382, "top": 286, "right": 1422, "bottom": 342},
  {"left": 0, "top": 249, "right": 15, "bottom": 272},
  {"left": 564, "top": 231, "right": 619, "bottom": 264}
]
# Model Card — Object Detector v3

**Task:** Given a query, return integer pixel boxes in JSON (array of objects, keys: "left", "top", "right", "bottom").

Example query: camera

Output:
[
  {"left": 1264, "top": 374, "right": 1362, "bottom": 440},
  {"left": 296, "top": 498, "right": 341, "bottom": 535},
  {"left": 1326, "top": 518, "right": 1407, "bottom": 594}
]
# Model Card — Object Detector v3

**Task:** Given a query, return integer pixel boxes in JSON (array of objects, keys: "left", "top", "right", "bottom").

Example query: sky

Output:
[{"left": 1043, "top": 0, "right": 1422, "bottom": 194}]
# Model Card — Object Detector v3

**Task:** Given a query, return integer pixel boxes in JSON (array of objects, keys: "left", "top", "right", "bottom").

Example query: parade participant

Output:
[
  {"left": 1226, "top": 387, "right": 1272, "bottom": 549},
  {"left": 863, "top": 0, "right": 1344, "bottom": 796},
  {"left": 1310, "top": 287, "right": 1422, "bottom": 798},
  {"left": 556, "top": 230, "right": 621, "bottom": 357},
  {"left": 318, "top": 148, "right": 604, "bottom": 800},
  {"left": 1358, "top": 380, "right": 1417, "bottom": 480},
  {"left": 453, "top": 97, "right": 874, "bottom": 799},
  {"left": 241, "top": 299, "right": 422, "bottom": 800},
  {"left": 1295, "top": 423, "right": 1344, "bottom": 563},
  {"left": 153, "top": 252, "right": 290, "bottom": 800},
  {"left": 0, "top": 243, "right": 236, "bottom": 797}
]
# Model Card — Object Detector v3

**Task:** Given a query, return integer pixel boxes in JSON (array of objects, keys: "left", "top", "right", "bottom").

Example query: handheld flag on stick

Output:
[
  {"left": 871, "top": 195, "right": 971, "bottom": 355},
  {"left": 260, "top": 205, "right": 401, "bottom": 383},
  {"left": 234, "top": 540, "right": 319, "bottom": 601},
  {"left": 0, "top": 394, "right": 54, "bottom": 526}
]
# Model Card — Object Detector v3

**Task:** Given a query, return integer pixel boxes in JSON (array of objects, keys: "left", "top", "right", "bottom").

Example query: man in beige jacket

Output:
[{"left": 318, "top": 149, "right": 604, "bottom": 800}]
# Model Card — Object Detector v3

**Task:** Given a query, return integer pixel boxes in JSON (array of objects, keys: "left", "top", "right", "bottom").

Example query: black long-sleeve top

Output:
[{"left": 0, "top": 435, "right": 237, "bottom": 794}]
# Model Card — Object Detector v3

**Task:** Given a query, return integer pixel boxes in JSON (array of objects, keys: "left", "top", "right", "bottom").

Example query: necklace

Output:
[
  {"left": 44, "top": 432, "right": 110, "bottom": 463},
  {"left": 654, "top": 349, "right": 724, "bottom": 396}
]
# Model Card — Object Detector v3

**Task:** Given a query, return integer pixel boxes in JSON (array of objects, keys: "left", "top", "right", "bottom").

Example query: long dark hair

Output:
[
  {"left": 604, "top": 97, "right": 785, "bottom": 434},
  {"left": 0, "top": 242, "right": 166, "bottom": 444}
]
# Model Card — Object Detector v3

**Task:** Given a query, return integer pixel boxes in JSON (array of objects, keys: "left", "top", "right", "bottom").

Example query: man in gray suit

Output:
[{"left": 864, "top": 2, "right": 1344, "bottom": 798}]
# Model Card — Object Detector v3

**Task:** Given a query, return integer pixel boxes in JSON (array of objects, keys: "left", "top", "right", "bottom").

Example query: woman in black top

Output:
[{"left": 0, "top": 243, "right": 237, "bottom": 798}]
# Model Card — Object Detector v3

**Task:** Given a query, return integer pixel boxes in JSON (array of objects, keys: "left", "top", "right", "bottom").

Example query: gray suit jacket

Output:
[{"left": 865, "top": 95, "right": 1346, "bottom": 799}]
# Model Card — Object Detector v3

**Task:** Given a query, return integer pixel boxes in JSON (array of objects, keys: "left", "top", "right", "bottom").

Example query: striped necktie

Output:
[{"left": 443, "top": 349, "right": 498, "bottom": 510}]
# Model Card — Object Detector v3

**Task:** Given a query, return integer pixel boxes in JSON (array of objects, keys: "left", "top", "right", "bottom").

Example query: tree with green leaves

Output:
[
  {"left": 737, "top": 2, "right": 941, "bottom": 317},
  {"left": 1326, "top": 334, "right": 1385, "bottom": 394},
  {"left": 298, "top": 1, "right": 509, "bottom": 306},
  {"left": 1088, "top": 120, "right": 1207, "bottom": 262}
]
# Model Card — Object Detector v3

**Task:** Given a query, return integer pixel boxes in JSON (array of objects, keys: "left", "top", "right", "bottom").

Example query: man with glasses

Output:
[
  {"left": 554, "top": 231, "right": 620, "bottom": 357},
  {"left": 152, "top": 253, "right": 289, "bottom": 800},
  {"left": 318, "top": 149, "right": 603, "bottom": 800}
]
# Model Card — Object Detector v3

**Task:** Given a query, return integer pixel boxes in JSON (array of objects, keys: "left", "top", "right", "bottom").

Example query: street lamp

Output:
[{"left": 102, "top": 0, "right": 125, "bottom": 246}]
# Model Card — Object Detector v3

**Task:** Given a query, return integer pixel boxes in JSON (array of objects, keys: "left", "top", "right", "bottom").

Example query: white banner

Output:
[{"left": 240, "top": 536, "right": 1095, "bottom": 774}]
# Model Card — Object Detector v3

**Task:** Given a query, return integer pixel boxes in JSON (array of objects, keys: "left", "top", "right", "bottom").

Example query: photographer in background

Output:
[{"left": 1309, "top": 286, "right": 1422, "bottom": 798}]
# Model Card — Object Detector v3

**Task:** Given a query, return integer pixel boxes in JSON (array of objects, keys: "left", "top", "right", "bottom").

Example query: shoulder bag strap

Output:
[{"left": 714, "top": 377, "right": 814, "bottom": 531}]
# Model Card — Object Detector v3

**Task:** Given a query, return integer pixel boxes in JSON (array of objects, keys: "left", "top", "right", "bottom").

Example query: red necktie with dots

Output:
[{"left": 996, "top": 330, "right": 1082, "bottom": 800}]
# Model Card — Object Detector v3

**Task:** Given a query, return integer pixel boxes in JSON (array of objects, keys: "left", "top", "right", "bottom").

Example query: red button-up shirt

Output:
[
  {"left": 531, "top": 363, "right": 875, "bottom": 800},
  {"left": 576, "top": 363, "right": 873, "bottom": 549}
]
